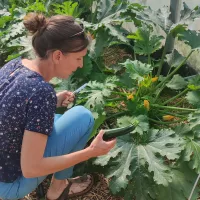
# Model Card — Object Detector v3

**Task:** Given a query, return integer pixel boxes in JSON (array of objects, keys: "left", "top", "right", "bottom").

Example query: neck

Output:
[{"left": 22, "top": 58, "right": 55, "bottom": 82}]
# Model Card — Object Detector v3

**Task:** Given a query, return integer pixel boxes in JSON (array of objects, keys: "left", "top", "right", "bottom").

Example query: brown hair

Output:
[{"left": 23, "top": 13, "right": 89, "bottom": 58}]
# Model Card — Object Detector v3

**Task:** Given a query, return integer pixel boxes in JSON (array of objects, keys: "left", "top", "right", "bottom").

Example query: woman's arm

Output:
[{"left": 21, "top": 130, "right": 115, "bottom": 178}]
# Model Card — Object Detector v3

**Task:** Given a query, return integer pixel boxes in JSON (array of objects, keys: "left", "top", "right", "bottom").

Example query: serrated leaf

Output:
[
  {"left": 52, "top": 76, "right": 77, "bottom": 92},
  {"left": 136, "top": 6, "right": 173, "bottom": 34},
  {"left": 7, "top": 36, "right": 34, "bottom": 58},
  {"left": 52, "top": 1, "right": 81, "bottom": 17},
  {"left": 188, "top": 110, "right": 200, "bottom": 134},
  {"left": 178, "top": 29, "right": 200, "bottom": 51},
  {"left": 187, "top": 75, "right": 200, "bottom": 91},
  {"left": 166, "top": 75, "right": 187, "bottom": 90},
  {"left": 186, "top": 91, "right": 200, "bottom": 107},
  {"left": 180, "top": 3, "right": 200, "bottom": 24},
  {"left": 136, "top": 3, "right": 199, "bottom": 36},
  {"left": 9, "top": 22, "right": 25, "bottom": 38},
  {"left": 82, "top": 77, "right": 117, "bottom": 111},
  {"left": 183, "top": 138, "right": 200, "bottom": 173},
  {"left": 127, "top": 24, "right": 163, "bottom": 56},
  {"left": 121, "top": 59, "right": 153, "bottom": 82},
  {"left": 157, "top": 165, "right": 199, "bottom": 200},
  {"left": 94, "top": 128, "right": 183, "bottom": 193},
  {"left": 166, "top": 49, "right": 186, "bottom": 69},
  {"left": 117, "top": 115, "right": 149, "bottom": 135}
]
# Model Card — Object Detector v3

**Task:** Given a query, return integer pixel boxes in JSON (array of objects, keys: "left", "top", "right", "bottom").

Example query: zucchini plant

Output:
[{"left": 70, "top": 3, "right": 200, "bottom": 200}]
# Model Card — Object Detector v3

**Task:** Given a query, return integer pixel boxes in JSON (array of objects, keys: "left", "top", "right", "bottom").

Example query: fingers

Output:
[
  {"left": 96, "top": 130, "right": 104, "bottom": 140},
  {"left": 62, "top": 91, "right": 75, "bottom": 107},
  {"left": 105, "top": 139, "right": 116, "bottom": 149}
]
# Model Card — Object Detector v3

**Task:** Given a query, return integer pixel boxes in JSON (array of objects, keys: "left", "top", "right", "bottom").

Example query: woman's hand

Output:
[
  {"left": 56, "top": 91, "right": 75, "bottom": 107},
  {"left": 88, "top": 130, "right": 116, "bottom": 157}
]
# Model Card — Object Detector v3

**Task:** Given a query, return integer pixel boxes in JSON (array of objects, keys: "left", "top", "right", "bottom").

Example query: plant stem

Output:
[
  {"left": 158, "top": 110, "right": 187, "bottom": 119},
  {"left": 106, "top": 97, "right": 125, "bottom": 102},
  {"left": 151, "top": 104, "right": 197, "bottom": 112},
  {"left": 148, "top": 54, "right": 151, "bottom": 65},
  {"left": 111, "top": 91, "right": 127, "bottom": 97},
  {"left": 154, "top": 84, "right": 165, "bottom": 103},
  {"left": 156, "top": 35, "right": 168, "bottom": 77},
  {"left": 106, "top": 111, "right": 129, "bottom": 120},
  {"left": 174, "top": 98, "right": 185, "bottom": 107},
  {"left": 156, "top": 50, "right": 194, "bottom": 90},
  {"left": 149, "top": 118, "right": 183, "bottom": 125},
  {"left": 162, "top": 88, "right": 189, "bottom": 105}
]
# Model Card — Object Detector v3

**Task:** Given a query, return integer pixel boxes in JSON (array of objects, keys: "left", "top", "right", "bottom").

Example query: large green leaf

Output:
[
  {"left": 81, "top": 0, "right": 130, "bottom": 43},
  {"left": 51, "top": 76, "right": 77, "bottom": 92},
  {"left": 186, "top": 91, "right": 200, "bottom": 108},
  {"left": 121, "top": 59, "right": 153, "bottom": 82},
  {"left": 127, "top": 24, "right": 163, "bottom": 56},
  {"left": 188, "top": 110, "right": 200, "bottom": 134},
  {"left": 94, "top": 128, "right": 183, "bottom": 195},
  {"left": 52, "top": 1, "right": 82, "bottom": 17},
  {"left": 183, "top": 138, "right": 200, "bottom": 173},
  {"left": 187, "top": 75, "right": 200, "bottom": 91},
  {"left": 180, "top": 3, "right": 200, "bottom": 24},
  {"left": 157, "top": 164, "right": 199, "bottom": 200},
  {"left": 166, "top": 75, "right": 187, "bottom": 90},
  {"left": 82, "top": 76, "right": 118, "bottom": 111},
  {"left": 117, "top": 115, "right": 149, "bottom": 135},
  {"left": 136, "top": 6, "right": 173, "bottom": 34},
  {"left": 7, "top": 35, "right": 34, "bottom": 59},
  {"left": 178, "top": 30, "right": 200, "bottom": 51},
  {"left": 136, "top": 3, "right": 200, "bottom": 35},
  {"left": 166, "top": 49, "right": 186, "bottom": 69}
]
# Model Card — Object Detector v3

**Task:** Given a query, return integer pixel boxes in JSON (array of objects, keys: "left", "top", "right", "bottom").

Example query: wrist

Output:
[{"left": 83, "top": 147, "right": 95, "bottom": 159}]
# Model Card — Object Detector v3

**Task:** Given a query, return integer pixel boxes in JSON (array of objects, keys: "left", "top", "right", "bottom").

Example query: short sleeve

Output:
[{"left": 25, "top": 88, "right": 57, "bottom": 135}]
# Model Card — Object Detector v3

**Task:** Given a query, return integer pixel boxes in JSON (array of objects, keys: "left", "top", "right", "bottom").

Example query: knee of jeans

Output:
[{"left": 74, "top": 106, "right": 94, "bottom": 128}]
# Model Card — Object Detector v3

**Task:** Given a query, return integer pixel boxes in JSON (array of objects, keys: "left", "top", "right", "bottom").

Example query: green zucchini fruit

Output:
[{"left": 103, "top": 124, "right": 134, "bottom": 141}]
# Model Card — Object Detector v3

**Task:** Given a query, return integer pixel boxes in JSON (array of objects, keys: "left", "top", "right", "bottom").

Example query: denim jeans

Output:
[{"left": 0, "top": 106, "right": 94, "bottom": 200}]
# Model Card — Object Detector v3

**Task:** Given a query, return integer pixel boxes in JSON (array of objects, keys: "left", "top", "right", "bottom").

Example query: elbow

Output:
[
  {"left": 21, "top": 164, "right": 38, "bottom": 178},
  {"left": 22, "top": 168, "right": 35, "bottom": 178}
]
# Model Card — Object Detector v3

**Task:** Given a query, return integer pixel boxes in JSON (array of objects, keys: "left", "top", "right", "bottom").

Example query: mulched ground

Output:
[{"left": 28, "top": 173, "right": 124, "bottom": 200}]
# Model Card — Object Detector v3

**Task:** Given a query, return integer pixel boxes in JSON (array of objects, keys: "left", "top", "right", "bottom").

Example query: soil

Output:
[{"left": 28, "top": 174, "right": 123, "bottom": 200}]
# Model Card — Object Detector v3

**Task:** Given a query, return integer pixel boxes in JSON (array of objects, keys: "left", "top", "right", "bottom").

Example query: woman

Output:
[{"left": 0, "top": 13, "right": 116, "bottom": 200}]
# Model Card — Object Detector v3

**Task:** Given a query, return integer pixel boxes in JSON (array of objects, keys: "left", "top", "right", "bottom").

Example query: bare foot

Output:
[{"left": 46, "top": 175, "right": 93, "bottom": 200}]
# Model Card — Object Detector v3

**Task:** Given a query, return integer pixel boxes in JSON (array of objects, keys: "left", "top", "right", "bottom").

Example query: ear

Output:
[{"left": 52, "top": 50, "right": 63, "bottom": 65}]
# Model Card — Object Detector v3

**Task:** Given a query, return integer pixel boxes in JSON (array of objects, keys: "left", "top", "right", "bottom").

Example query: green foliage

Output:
[
  {"left": 127, "top": 24, "right": 163, "bottom": 58},
  {"left": 52, "top": 1, "right": 82, "bottom": 17},
  {"left": 2, "top": 1, "right": 200, "bottom": 199},
  {"left": 166, "top": 75, "right": 187, "bottom": 90}
]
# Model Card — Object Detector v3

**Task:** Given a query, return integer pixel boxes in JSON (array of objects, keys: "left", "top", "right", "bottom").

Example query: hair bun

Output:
[{"left": 23, "top": 13, "right": 47, "bottom": 34}]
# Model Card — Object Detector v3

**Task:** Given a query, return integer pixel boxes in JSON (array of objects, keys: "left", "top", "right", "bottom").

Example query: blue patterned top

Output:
[{"left": 0, "top": 58, "right": 57, "bottom": 183}]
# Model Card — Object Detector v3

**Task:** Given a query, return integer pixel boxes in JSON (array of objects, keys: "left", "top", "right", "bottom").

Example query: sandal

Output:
[{"left": 45, "top": 174, "right": 94, "bottom": 200}]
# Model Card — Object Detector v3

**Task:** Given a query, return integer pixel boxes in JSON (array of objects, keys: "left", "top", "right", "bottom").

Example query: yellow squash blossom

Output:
[
  {"left": 163, "top": 115, "right": 175, "bottom": 121},
  {"left": 152, "top": 77, "right": 158, "bottom": 82},
  {"left": 127, "top": 94, "right": 134, "bottom": 100},
  {"left": 144, "top": 100, "right": 150, "bottom": 111}
]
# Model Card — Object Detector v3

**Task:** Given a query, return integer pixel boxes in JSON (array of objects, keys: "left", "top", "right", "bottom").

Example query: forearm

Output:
[{"left": 23, "top": 148, "right": 93, "bottom": 178}]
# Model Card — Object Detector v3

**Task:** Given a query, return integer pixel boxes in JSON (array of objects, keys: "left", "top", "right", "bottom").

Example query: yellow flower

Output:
[
  {"left": 152, "top": 77, "right": 158, "bottom": 82},
  {"left": 144, "top": 100, "right": 150, "bottom": 111},
  {"left": 162, "top": 115, "right": 175, "bottom": 121},
  {"left": 127, "top": 94, "right": 134, "bottom": 100}
]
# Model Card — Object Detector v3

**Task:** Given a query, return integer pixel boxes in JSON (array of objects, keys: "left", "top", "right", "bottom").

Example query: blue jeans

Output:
[{"left": 0, "top": 106, "right": 94, "bottom": 200}]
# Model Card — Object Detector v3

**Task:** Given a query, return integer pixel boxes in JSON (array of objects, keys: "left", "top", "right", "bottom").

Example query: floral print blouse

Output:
[{"left": 0, "top": 58, "right": 57, "bottom": 183}]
